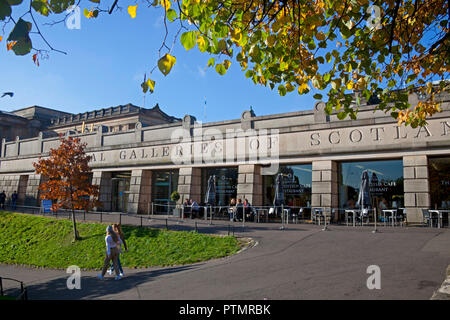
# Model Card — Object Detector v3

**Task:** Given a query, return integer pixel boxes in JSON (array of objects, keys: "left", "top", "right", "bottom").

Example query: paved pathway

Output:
[{"left": 1, "top": 216, "right": 449, "bottom": 300}]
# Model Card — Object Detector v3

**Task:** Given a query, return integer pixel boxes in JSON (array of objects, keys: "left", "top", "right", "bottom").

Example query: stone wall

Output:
[
  {"left": 403, "top": 155, "right": 430, "bottom": 223},
  {"left": 177, "top": 167, "right": 201, "bottom": 204},
  {"left": 237, "top": 164, "right": 263, "bottom": 206},
  {"left": 127, "top": 169, "right": 152, "bottom": 214}
]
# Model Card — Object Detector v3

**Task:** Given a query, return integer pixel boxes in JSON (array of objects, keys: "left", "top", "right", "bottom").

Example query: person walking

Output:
[
  {"left": 98, "top": 225, "right": 122, "bottom": 280},
  {"left": 11, "top": 191, "right": 18, "bottom": 210},
  {"left": 0, "top": 190, "right": 6, "bottom": 209},
  {"left": 108, "top": 224, "right": 127, "bottom": 277}
]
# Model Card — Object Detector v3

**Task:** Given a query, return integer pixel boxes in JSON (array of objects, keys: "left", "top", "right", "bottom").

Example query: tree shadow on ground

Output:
[{"left": 23, "top": 265, "right": 198, "bottom": 300}]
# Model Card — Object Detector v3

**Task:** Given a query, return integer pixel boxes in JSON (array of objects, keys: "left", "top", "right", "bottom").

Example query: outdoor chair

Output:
[
  {"left": 359, "top": 209, "right": 370, "bottom": 226},
  {"left": 422, "top": 208, "right": 437, "bottom": 227},
  {"left": 312, "top": 208, "right": 323, "bottom": 225}
]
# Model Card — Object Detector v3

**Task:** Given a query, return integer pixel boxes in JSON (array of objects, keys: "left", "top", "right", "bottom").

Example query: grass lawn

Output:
[{"left": 0, "top": 211, "right": 242, "bottom": 269}]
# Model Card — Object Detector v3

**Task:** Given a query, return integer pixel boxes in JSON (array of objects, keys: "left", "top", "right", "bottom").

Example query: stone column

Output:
[
  {"left": 25, "top": 174, "right": 42, "bottom": 206},
  {"left": 127, "top": 169, "right": 152, "bottom": 214},
  {"left": 237, "top": 164, "right": 263, "bottom": 206},
  {"left": 92, "top": 171, "right": 112, "bottom": 211},
  {"left": 177, "top": 167, "right": 201, "bottom": 203},
  {"left": 403, "top": 155, "right": 430, "bottom": 223},
  {"left": 311, "top": 160, "right": 339, "bottom": 213}
]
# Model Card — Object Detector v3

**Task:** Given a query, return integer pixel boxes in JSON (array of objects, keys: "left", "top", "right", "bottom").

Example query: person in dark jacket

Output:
[
  {"left": 0, "top": 191, "right": 6, "bottom": 209},
  {"left": 11, "top": 191, "right": 18, "bottom": 210}
]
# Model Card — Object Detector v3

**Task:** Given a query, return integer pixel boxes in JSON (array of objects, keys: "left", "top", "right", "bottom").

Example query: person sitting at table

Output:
[
  {"left": 345, "top": 198, "right": 356, "bottom": 209},
  {"left": 243, "top": 198, "right": 255, "bottom": 221},
  {"left": 190, "top": 199, "right": 199, "bottom": 218},
  {"left": 183, "top": 199, "right": 191, "bottom": 218},
  {"left": 378, "top": 198, "right": 388, "bottom": 211},
  {"left": 229, "top": 198, "right": 236, "bottom": 221}
]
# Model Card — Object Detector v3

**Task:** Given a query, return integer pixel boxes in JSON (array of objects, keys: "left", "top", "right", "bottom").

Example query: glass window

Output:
[
  {"left": 111, "top": 171, "right": 131, "bottom": 213},
  {"left": 152, "top": 169, "right": 179, "bottom": 214},
  {"left": 429, "top": 157, "right": 450, "bottom": 209},
  {"left": 339, "top": 160, "right": 404, "bottom": 210},
  {"left": 201, "top": 167, "right": 238, "bottom": 206},
  {"left": 263, "top": 164, "right": 312, "bottom": 208}
]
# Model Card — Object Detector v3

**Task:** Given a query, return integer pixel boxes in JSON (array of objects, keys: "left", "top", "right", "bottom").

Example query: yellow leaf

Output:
[
  {"left": 196, "top": 36, "right": 207, "bottom": 52},
  {"left": 158, "top": 53, "right": 176, "bottom": 76},
  {"left": 346, "top": 81, "right": 354, "bottom": 90},
  {"left": 223, "top": 59, "right": 231, "bottom": 70},
  {"left": 161, "top": 0, "right": 171, "bottom": 11},
  {"left": 128, "top": 5, "right": 137, "bottom": 18},
  {"left": 298, "top": 82, "right": 309, "bottom": 94},
  {"left": 0, "top": 36, "right": 2, "bottom": 42},
  {"left": 146, "top": 78, "right": 155, "bottom": 93},
  {"left": 231, "top": 28, "right": 242, "bottom": 43}
]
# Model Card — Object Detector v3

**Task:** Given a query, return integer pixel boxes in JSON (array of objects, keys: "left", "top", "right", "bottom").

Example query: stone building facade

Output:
[{"left": 0, "top": 94, "right": 449, "bottom": 223}]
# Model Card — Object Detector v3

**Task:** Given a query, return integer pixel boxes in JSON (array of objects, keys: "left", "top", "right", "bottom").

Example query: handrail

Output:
[{"left": 0, "top": 277, "right": 28, "bottom": 300}]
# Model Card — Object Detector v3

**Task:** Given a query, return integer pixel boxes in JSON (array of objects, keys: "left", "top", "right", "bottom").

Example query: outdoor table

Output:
[
  {"left": 345, "top": 209, "right": 359, "bottom": 227},
  {"left": 256, "top": 208, "right": 268, "bottom": 223},
  {"left": 283, "top": 208, "right": 291, "bottom": 224},
  {"left": 382, "top": 209, "right": 397, "bottom": 227},
  {"left": 428, "top": 210, "right": 450, "bottom": 228}
]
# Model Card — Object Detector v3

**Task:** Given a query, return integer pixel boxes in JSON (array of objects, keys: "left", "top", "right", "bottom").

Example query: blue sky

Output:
[{"left": 0, "top": 5, "right": 317, "bottom": 123}]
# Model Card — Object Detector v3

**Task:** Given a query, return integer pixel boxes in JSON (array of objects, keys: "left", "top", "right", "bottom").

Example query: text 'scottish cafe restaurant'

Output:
[{"left": 0, "top": 90, "right": 449, "bottom": 224}]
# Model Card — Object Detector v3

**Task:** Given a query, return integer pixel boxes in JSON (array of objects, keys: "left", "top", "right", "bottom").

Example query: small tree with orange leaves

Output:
[{"left": 33, "top": 135, "right": 101, "bottom": 241}]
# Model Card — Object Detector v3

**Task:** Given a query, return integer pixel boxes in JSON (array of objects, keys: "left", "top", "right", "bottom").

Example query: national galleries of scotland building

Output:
[{"left": 0, "top": 91, "right": 449, "bottom": 224}]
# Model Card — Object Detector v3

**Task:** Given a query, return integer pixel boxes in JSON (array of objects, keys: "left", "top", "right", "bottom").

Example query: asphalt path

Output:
[{"left": 1, "top": 218, "right": 449, "bottom": 300}]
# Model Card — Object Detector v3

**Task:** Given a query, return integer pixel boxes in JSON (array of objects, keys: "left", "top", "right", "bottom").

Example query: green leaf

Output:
[
  {"left": 7, "top": 18, "right": 31, "bottom": 41},
  {"left": 180, "top": 31, "right": 197, "bottom": 51},
  {"left": 207, "top": 57, "right": 215, "bottom": 67},
  {"left": 337, "top": 111, "right": 347, "bottom": 120},
  {"left": 167, "top": 8, "right": 177, "bottom": 22},
  {"left": 31, "top": 0, "right": 50, "bottom": 16},
  {"left": 7, "top": 0, "right": 22, "bottom": 5},
  {"left": 215, "top": 63, "right": 227, "bottom": 76},
  {"left": 49, "top": 0, "right": 74, "bottom": 14},
  {"left": 313, "top": 93, "right": 323, "bottom": 100},
  {"left": 0, "top": 0, "right": 12, "bottom": 21},
  {"left": 11, "top": 36, "right": 32, "bottom": 55},
  {"left": 278, "top": 85, "right": 286, "bottom": 96},
  {"left": 89, "top": 0, "right": 100, "bottom": 3}
]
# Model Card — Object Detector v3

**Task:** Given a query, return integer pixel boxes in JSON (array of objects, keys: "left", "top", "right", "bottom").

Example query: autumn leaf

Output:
[
  {"left": 128, "top": 4, "right": 137, "bottom": 18},
  {"left": 6, "top": 41, "right": 17, "bottom": 51},
  {"left": 157, "top": 53, "right": 176, "bottom": 76},
  {"left": 32, "top": 53, "right": 39, "bottom": 67}
]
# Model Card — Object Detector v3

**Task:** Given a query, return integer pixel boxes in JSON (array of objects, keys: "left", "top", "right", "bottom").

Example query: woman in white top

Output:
[{"left": 98, "top": 225, "right": 121, "bottom": 280}]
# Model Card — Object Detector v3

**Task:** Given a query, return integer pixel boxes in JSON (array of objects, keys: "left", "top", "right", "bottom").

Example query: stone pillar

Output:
[
  {"left": 237, "top": 164, "right": 263, "bottom": 206},
  {"left": 127, "top": 169, "right": 152, "bottom": 214},
  {"left": 92, "top": 171, "right": 112, "bottom": 211},
  {"left": 25, "top": 174, "right": 42, "bottom": 206},
  {"left": 177, "top": 167, "right": 201, "bottom": 203},
  {"left": 311, "top": 160, "right": 339, "bottom": 211},
  {"left": 403, "top": 155, "right": 430, "bottom": 223}
]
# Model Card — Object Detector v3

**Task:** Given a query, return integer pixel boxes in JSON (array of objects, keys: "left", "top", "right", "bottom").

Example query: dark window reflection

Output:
[
  {"left": 263, "top": 164, "right": 312, "bottom": 207},
  {"left": 201, "top": 167, "right": 238, "bottom": 206},
  {"left": 339, "top": 160, "right": 404, "bottom": 210},
  {"left": 429, "top": 157, "right": 450, "bottom": 209}
]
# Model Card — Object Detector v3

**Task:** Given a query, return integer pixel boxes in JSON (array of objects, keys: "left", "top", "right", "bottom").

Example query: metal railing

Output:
[{"left": 0, "top": 277, "right": 28, "bottom": 300}]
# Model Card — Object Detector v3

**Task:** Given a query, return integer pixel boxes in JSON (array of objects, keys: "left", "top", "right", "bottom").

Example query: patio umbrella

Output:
[
  {"left": 204, "top": 175, "right": 216, "bottom": 205},
  {"left": 357, "top": 170, "right": 371, "bottom": 209}
]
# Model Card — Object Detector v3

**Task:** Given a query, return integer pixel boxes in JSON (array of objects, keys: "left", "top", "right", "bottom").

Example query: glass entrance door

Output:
[
  {"left": 111, "top": 172, "right": 131, "bottom": 212},
  {"left": 152, "top": 170, "right": 179, "bottom": 214}
]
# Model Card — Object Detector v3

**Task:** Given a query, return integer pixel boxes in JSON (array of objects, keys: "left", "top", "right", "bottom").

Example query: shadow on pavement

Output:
[{"left": 23, "top": 265, "right": 198, "bottom": 300}]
